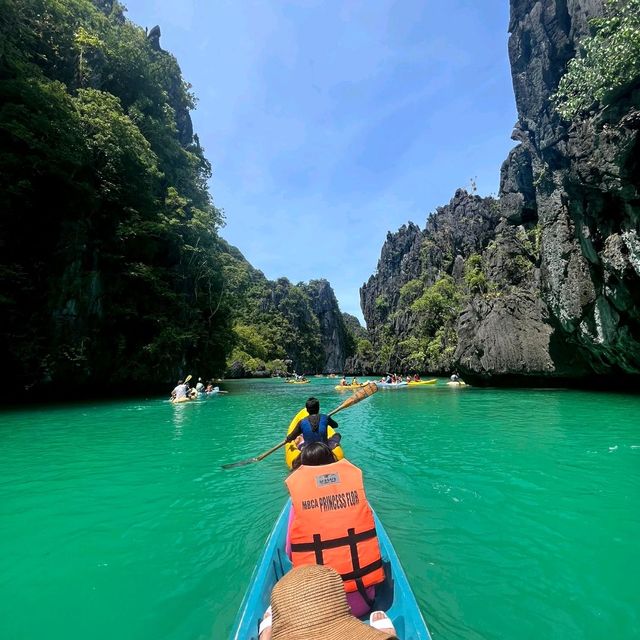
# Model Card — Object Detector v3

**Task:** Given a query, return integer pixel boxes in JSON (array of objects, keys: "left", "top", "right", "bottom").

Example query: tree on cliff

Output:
[
  {"left": 552, "top": 0, "right": 640, "bottom": 119},
  {"left": 0, "top": 0, "right": 233, "bottom": 394}
]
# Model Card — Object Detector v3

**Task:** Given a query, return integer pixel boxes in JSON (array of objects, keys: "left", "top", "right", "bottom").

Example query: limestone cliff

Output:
[
  {"left": 361, "top": 0, "right": 640, "bottom": 386},
  {"left": 360, "top": 191, "right": 501, "bottom": 374},
  {"left": 219, "top": 243, "right": 353, "bottom": 376},
  {"left": 457, "top": 0, "right": 640, "bottom": 385},
  {"left": 305, "top": 280, "right": 354, "bottom": 373}
]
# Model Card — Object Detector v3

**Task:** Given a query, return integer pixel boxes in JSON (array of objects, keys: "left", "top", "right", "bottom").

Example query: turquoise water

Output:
[{"left": 1, "top": 379, "right": 638, "bottom": 640}]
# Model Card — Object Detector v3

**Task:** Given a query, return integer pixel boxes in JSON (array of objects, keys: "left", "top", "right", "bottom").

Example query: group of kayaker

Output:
[
  {"left": 287, "top": 372, "right": 308, "bottom": 382},
  {"left": 258, "top": 396, "right": 398, "bottom": 639},
  {"left": 339, "top": 376, "right": 360, "bottom": 386},
  {"left": 170, "top": 377, "right": 221, "bottom": 401},
  {"left": 379, "top": 372, "right": 421, "bottom": 384}
]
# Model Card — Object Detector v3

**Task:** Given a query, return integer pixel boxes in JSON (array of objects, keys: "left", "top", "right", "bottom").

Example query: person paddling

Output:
[
  {"left": 285, "top": 397, "right": 341, "bottom": 452},
  {"left": 171, "top": 380, "right": 187, "bottom": 401}
]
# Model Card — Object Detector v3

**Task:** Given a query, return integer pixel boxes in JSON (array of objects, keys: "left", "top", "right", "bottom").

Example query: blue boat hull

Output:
[{"left": 229, "top": 500, "right": 432, "bottom": 639}]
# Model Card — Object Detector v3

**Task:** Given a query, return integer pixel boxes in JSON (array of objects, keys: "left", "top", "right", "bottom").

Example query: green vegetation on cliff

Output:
[
  {"left": 0, "top": 0, "right": 234, "bottom": 393},
  {"left": 0, "top": 0, "right": 357, "bottom": 395},
  {"left": 219, "top": 243, "right": 342, "bottom": 375},
  {"left": 552, "top": 0, "right": 640, "bottom": 119}
]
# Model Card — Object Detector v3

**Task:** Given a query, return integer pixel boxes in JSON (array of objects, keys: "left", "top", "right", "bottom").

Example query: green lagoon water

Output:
[{"left": 1, "top": 378, "right": 638, "bottom": 640}]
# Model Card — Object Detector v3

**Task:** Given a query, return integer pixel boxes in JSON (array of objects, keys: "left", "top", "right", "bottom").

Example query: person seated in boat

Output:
[
  {"left": 405, "top": 375, "right": 411, "bottom": 382},
  {"left": 171, "top": 380, "right": 187, "bottom": 401},
  {"left": 205, "top": 381, "right": 214, "bottom": 392},
  {"left": 384, "top": 373, "right": 392, "bottom": 384},
  {"left": 195, "top": 377, "right": 204, "bottom": 393},
  {"left": 413, "top": 373, "right": 420, "bottom": 381},
  {"left": 258, "top": 565, "right": 398, "bottom": 640},
  {"left": 450, "top": 371, "right": 460, "bottom": 382},
  {"left": 351, "top": 376, "right": 359, "bottom": 386},
  {"left": 284, "top": 442, "right": 385, "bottom": 617},
  {"left": 285, "top": 397, "right": 341, "bottom": 452},
  {"left": 340, "top": 375, "right": 348, "bottom": 386}
]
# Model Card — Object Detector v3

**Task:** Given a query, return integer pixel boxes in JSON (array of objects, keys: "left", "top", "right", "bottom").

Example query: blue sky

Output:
[{"left": 124, "top": 1, "right": 517, "bottom": 323}]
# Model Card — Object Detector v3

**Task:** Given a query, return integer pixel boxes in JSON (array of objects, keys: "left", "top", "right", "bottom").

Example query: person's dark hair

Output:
[
  {"left": 300, "top": 442, "right": 337, "bottom": 466},
  {"left": 305, "top": 397, "right": 320, "bottom": 415}
]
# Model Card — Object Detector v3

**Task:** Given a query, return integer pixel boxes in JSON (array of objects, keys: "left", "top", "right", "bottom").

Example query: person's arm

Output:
[
  {"left": 327, "top": 415, "right": 338, "bottom": 429},
  {"left": 285, "top": 422, "right": 302, "bottom": 442}
]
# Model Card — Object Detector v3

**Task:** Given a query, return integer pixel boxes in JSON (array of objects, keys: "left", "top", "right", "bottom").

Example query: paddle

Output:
[{"left": 221, "top": 381, "right": 378, "bottom": 469}]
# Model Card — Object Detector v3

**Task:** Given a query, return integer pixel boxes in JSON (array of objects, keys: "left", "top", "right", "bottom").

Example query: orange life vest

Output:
[{"left": 285, "top": 459, "right": 385, "bottom": 595}]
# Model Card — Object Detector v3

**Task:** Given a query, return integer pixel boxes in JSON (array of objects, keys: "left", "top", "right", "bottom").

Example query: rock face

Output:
[
  {"left": 361, "top": 192, "right": 501, "bottom": 330},
  {"left": 361, "top": 0, "right": 640, "bottom": 386},
  {"left": 361, "top": 221, "right": 424, "bottom": 340},
  {"left": 305, "top": 280, "right": 353, "bottom": 373},
  {"left": 459, "top": 0, "right": 640, "bottom": 383},
  {"left": 360, "top": 190, "right": 502, "bottom": 372}
]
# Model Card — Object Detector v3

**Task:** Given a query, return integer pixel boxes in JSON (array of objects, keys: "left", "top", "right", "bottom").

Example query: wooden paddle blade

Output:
[
  {"left": 357, "top": 381, "right": 378, "bottom": 398},
  {"left": 328, "top": 381, "right": 378, "bottom": 416}
]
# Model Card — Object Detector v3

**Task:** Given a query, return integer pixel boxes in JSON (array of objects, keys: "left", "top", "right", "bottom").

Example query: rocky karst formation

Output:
[
  {"left": 361, "top": 0, "right": 640, "bottom": 386},
  {"left": 219, "top": 240, "right": 354, "bottom": 377},
  {"left": 305, "top": 280, "right": 354, "bottom": 373},
  {"left": 361, "top": 191, "right": 501, "bottom": 371}
]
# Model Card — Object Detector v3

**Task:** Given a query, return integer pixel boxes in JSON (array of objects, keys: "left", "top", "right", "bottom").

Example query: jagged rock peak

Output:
[
  {"left": 147, "top": 25, "right": 162, "bottom": 51},
  {"left": 305, "top": 279, "right": 352, "bottom": 373}
]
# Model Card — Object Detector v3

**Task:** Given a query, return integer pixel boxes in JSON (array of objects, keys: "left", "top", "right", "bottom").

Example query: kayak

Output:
[
  {"left": 229, "top": 499, "right": 432, "bottom": 639},
  {"left": 285, "top": 379, "right": 309, "bottom": 384},
  {"left": 284, "top": 407, "right": 344, "bottom": 470},
  {"left": 407, "top": 379, "right": 437, "bottom": 386},
  {"left": 376, "top": 381, "right": 409, "bottom": 388},
  {"left": 335, "top": 383, "right": 366, "bottom": 390},
  {"left": 447, "top": 380, "right": 468, "bottom": 387}
]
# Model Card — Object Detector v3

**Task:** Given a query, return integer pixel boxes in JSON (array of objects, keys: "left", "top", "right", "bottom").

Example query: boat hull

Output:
[
  {"left": 229, "top": 500, "right": 432, "bottom": 639},
  {"left": 407, "top": 379, "right": 437, "bottom": 386}
]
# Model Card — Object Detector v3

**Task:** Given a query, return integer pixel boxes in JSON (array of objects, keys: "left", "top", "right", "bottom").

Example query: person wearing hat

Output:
[{"left": 258, "top": 565, "right": 398, "bottom": 640}]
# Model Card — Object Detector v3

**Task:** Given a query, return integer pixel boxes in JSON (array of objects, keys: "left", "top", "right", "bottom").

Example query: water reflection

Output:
[{"left": 171, "top": 401, "right": 186, "bottom": 439}]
